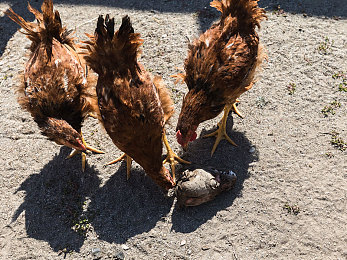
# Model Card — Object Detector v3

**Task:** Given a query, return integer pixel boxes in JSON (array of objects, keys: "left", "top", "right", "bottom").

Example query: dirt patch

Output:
[{"left": 0, "top": 0, "right": 346, "bottom": 259}]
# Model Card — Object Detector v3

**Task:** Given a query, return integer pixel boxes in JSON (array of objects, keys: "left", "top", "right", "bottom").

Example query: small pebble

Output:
[
  {"left": 91, "top": 247, "right": 101, "bottom": 256},
  {"left": 202, "top": 245, "right": 210, "bottom": 250},
  {"left": 115, "top": 251, "right": 125, "bottom": 260},
  {"left": 249, "top": 147, "right": 256, "bottom": 153},
  {"left": 122, "top": 245, "right": 130, "bottom": 251},
  {"left": 180, "top": 240, "right": 186, "bottom": 246}
]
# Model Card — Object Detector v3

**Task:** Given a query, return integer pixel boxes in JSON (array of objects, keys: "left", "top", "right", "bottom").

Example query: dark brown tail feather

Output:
[
  {"left": 83, "top": 15, "right": 143, "bottom": 76},
  {"left": 210, "top": 0, "right": 267, "bottom": 29},
  {"left": 5, "top": 0, "right": 74, "bottom": 56}
]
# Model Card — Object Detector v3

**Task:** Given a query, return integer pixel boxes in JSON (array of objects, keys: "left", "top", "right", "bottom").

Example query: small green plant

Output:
[
  {"left": 72, "top": 215, "right": 91, "bottom": 236},
  {"left": 325, "top": 152, "right": 334, "bottom": 158},
  {"left": 338, "top": 83, "right": 347, "bottom": 92},
  {"left": 283, "top": 203, "right": 300, "bottom": 215},
  {"left": 332, "top": 72, "right": 345, "bottom": 79},
  {"left": 332, "top": 72, "right": 347, "bottom": 92},
  {"left": 287, "top": 83, "right": 296, "bottom": 95},
  {"left": 256, "top": 96, "right": 269, "bottom": 108},
  {"left": 330, "top": 131, "right": 346, "bottom": 151},
  {"left": 317, "top": 37, "right": 334, "bottom": 55},
  {"left": 321, "top": 100, "right": 341, "bottom": 117},
  {"left": 272, "top": 5, "right": 285, "bottom": 16},
  {"left": 58, "top": 247, "right": 73, "bottom": 257}
]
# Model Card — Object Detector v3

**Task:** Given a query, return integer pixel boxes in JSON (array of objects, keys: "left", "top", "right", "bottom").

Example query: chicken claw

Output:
[
  {"left": 162, "top": 131, "right": 191, "bottom": 181},
  {"left": 106, "top": 153, "right": 132, "bottom": 180},
  {"left": 232, "top": 99, "right": 244, "bottom": 118},
  {"left": 203, "top": 104, "right": 237, "bottom": 156},
  {"left": 66, "top": 131, "right": 104, "bottom": 172}
]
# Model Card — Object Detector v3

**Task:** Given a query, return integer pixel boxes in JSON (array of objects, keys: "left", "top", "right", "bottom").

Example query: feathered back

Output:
[
  {"left": 210, "top": 0, "right": 266, "bottom": 29},
  {"left": 83, "top": 15, "right": 143, "bottom": 77},
  {"left": 5, "top": 0, "right": 74, "bottom": 57}
]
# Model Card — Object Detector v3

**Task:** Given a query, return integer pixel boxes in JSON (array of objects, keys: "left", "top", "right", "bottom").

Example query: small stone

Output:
[
  {"left": 202, "top": 245, "right": 210, "bottom": 250},
  {"left": 115, "top": 251, "right": 125, "bottom": 260},
  {"left": 249, "top": 147, "right": 256, "bottom": 153},
  {"left": 187, "top": 249, "right": 192, "bottom": 255},
  {"left": 122, "top": 245, "right": 130, "bottom": 251},
  {"left": 91, "top": 247, "right": 101, "bottom": 256},
  {"left": 180, "top": 240, "right": 186, "bottom": 246}
]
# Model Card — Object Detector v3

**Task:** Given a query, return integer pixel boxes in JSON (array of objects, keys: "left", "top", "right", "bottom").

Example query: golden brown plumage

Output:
[
  {"left": 176, "top": 0, "right": 266, "bottom": 155},
  {"left": 5, "top": 0, "right": 102, "bottom": 170},
  {"left": 83, "top": 15, "right": 181, "bottom": 190}
]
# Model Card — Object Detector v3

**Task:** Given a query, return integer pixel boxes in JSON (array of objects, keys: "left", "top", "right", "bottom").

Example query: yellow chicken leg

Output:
[
  {"left": 162, "top": 131, "right": 191, "bottom": 181},
  {"left": 106, "top": 153, "right": 132, "bottom": 180},
  {"left": 66, "top": 131, "right": 104, "bottom": 172},
  {"left": 203, "top": 104, "right": 237, "bottom": 157}
]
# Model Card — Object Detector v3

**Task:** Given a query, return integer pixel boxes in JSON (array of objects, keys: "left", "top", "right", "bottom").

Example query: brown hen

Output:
[
  {"left": 5, "top": 0, "right": 103, "bottom": 171},
  {"left": 176, "top": 0, "right": 267, "bottom": 156},
  {"left": 83, "top": 15, "right": 188, "bottom": 190}
]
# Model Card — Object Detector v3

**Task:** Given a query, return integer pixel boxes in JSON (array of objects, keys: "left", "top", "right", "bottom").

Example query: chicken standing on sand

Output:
[
  {"left": 5, "top": 0, "right": 104, "bottom": 171},
  {"left": 83, "top": 15, "right": 189, "bottom": 189},
  {"left": 175, "top": 0, "right": 267, "bottom": 156}
]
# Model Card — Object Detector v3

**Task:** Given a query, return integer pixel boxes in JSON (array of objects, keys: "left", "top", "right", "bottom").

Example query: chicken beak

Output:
[{"left": 76, "top": 139, "right": 87, "bottom": 152}]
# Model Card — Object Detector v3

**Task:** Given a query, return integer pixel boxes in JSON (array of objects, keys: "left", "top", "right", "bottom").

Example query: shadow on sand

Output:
[
  {"left": 11, "top": 115, "right": 258, "bottom": 249},
  {"left": 12, "top": 146, "right": 101, "bottom": 253},
  {"left": 170, "top": 115, "right": 259, "bottom": 233},
  {"left": 2, "top": 0, "right": 345, "bottom": 56},
  {"left": 0, "top": 0, "right": 216, "bottom": 57},
  {"left": 87, "top": 115, "right": 258, "bottom": 243},
  {"left": 86, "top": 162, "right": 174, "bottom": 244},
  {"left": 259, "top": 0, "right": 347, "bottom": 18}
]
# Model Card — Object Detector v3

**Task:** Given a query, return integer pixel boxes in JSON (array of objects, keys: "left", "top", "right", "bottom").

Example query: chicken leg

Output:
[
  {"left": 162, "top": 131, "right": 190, "bottom": 181},
  {"left": 106, "top": 153, "right": 132, "bottom": 180},
  {"left": 203, "top": 104, "right": 237, "bottom": 156},
  {"left": 66, "top": 131, "right": 104, "bottom": 171}
]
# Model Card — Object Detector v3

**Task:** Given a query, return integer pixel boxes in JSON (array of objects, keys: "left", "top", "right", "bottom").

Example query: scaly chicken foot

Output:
[
  {"left": 162, "top": 131, "right": 191, "bottom": 181},
  {"left": 203, "top": 104, "right": 237, "bottom": 157},
  {"left": 66, "top": 131, "right": 104, "bottom": 172},
  {"left": 106, "top": 153, "right": 132, "bottom": 180}
]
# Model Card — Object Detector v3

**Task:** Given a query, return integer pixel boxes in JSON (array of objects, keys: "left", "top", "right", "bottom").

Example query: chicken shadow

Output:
[
  {"left": 0, "top": 0, "right": 217, "bottom": 57},
  {"left": 11, "top": 146, "right": 101, "bottom": 253},
  {"left": 171, "top": 115, "right": 259, "bottom": 233},
  {"left": 1, "top": 0, "right": 346, "bottom": 57},
  {"left": 86, "top": 164, "right": 173, "bottom": 244},
  {"left": 258, "top": 0, "right": 347, "bottom": 18}
]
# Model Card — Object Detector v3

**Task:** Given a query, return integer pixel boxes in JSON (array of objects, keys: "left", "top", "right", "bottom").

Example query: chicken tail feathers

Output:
[
  {"left": 5, "top": 0, "right": 74, "bottom": 56},
  {"left": 83, "top": 15, "right": 143, "bottom": 76},
  {"left": 210, "top": 0, "right": 266, "bottom": 29}
]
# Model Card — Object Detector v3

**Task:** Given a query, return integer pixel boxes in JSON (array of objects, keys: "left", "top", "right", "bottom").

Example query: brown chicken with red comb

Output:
[
  {"left": 83, "top": 15, "right": 189, "bottom": 190},
  {"left": 5, "top": 0, "right": 103, "bottom": 171},
  {"left": 176, "top": 0, "right": 267, "bottom": 156}
]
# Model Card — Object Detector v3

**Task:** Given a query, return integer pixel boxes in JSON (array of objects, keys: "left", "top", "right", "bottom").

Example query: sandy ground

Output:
[{"left": 0, "top": 0, "right": 346, "bottom": 259}]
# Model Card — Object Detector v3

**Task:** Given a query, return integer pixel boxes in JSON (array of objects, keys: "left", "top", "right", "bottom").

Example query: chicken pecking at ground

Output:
[
  {"left": 5, "top": 0, "right": 103, "bottom": 171},
  {"left": 83, "top": 15, "right": 189, "bottom": 190},
  {"left": 175, "top": 0, "right": 267, "bottom": 156}
]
